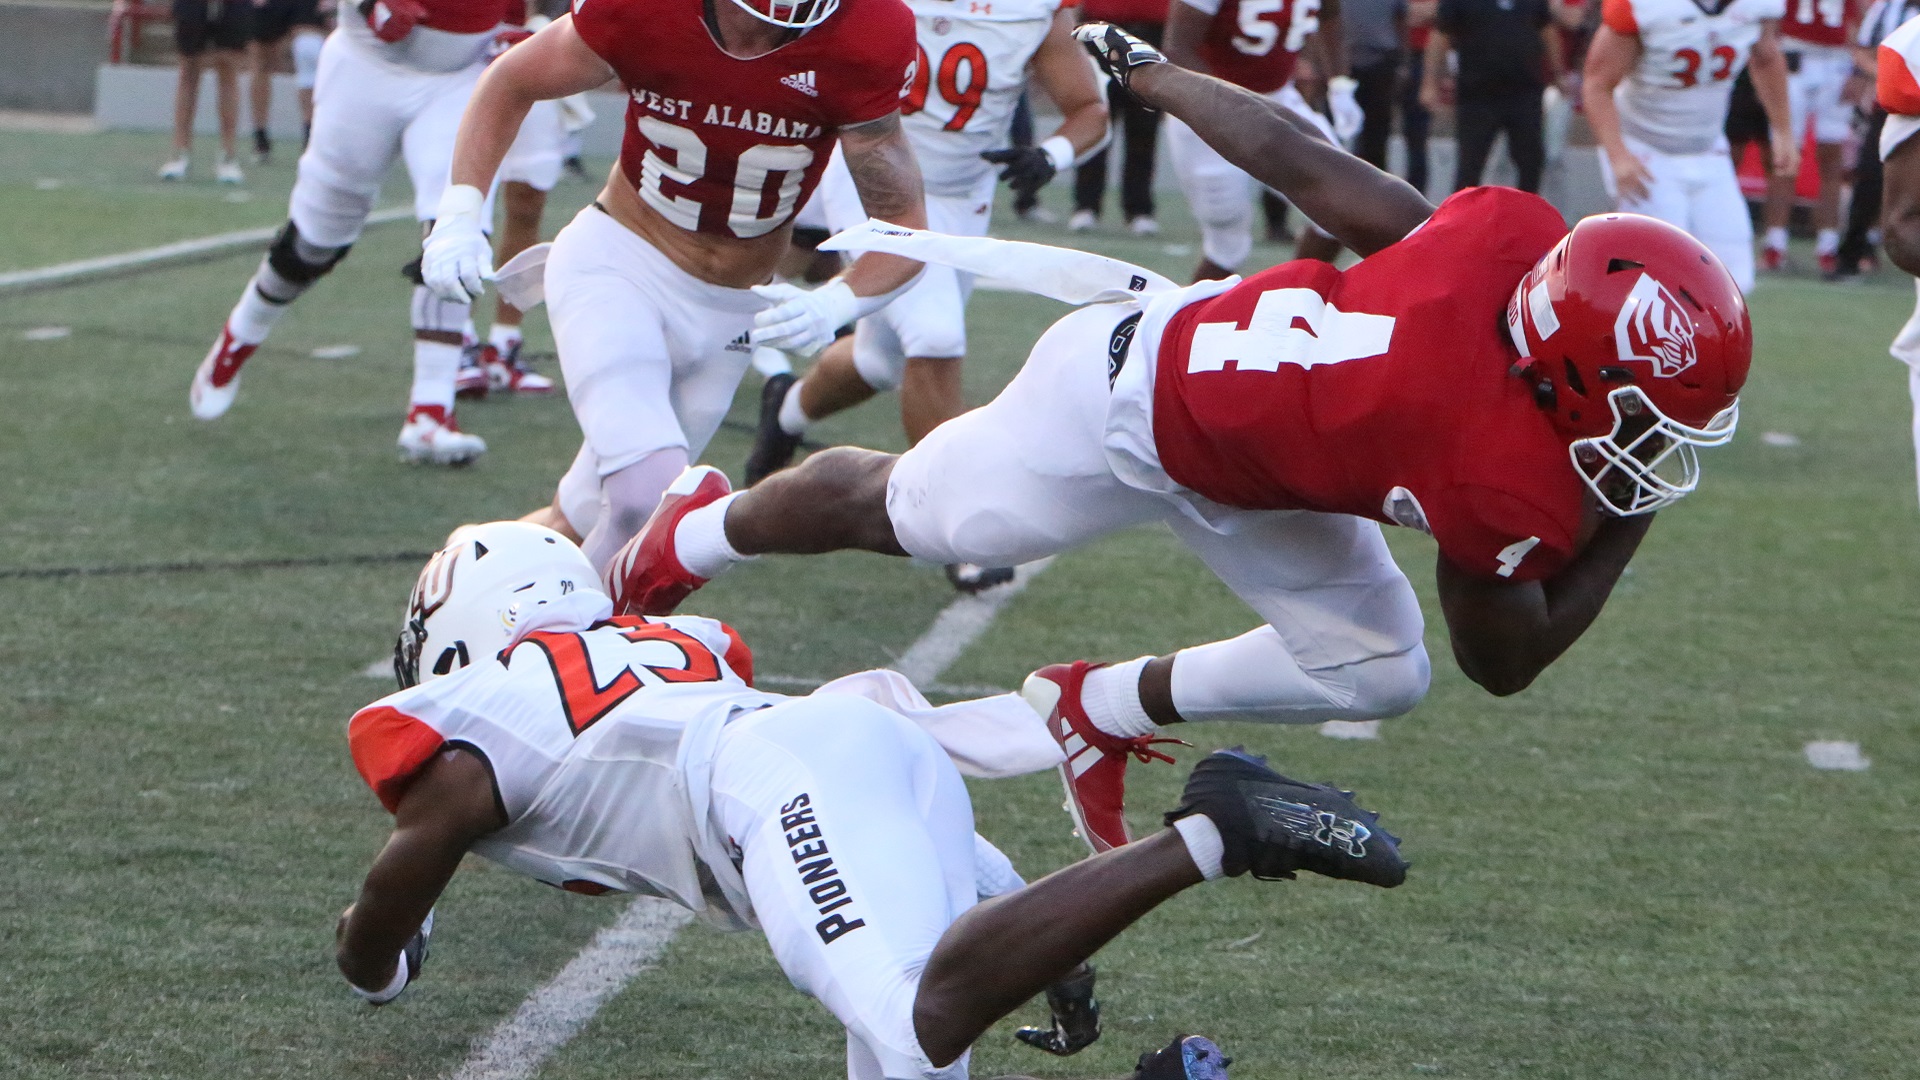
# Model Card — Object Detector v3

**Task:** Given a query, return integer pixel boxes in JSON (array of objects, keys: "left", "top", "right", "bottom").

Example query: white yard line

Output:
[
  {"left": 0, "top": 206, "right": 412, "bottom": 295},
  {"left": 441, "top": 560, "right": 1052, "bottom": 1080}
]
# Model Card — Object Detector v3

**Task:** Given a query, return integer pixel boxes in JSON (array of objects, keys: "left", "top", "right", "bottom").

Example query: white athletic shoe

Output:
[
  {"left": 1068, "top": 209, "right": 1098, "bottom": 233},
  {"left": 190, "top": 324, "right": 256, "bottom": 420},
  {"left": 216, "top": 159, "right": 244, "bottom": 185},
  {"left": 158, "top": 156, "right": 189, "bottom": 181},
  {"left": 1129, "top": 215, "right": 1161, "bottom": 237},
  {"left": 398, "top": 407, "right": 487, "bottom": 465}
]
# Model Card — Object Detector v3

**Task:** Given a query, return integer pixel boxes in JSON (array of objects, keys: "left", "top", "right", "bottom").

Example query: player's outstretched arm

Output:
[
  {"left": 336, "top": 747, "right": 506, "bottom": 999},
  {"left": 1434, "top": 515, "right": 1654, "bottom": 696},
  {"left": 1747, "top": 22, "right": 1800, "bottom": 179},
  {"left": 1101, "top": 38, "right": 1432, "bottom": 255},
  {"left": 1581, "top": 26, "right": 1650, "bottom": 203}
]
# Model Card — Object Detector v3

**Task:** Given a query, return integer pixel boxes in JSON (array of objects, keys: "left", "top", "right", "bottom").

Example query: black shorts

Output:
[
  {"left": 1724, "top": 70, "right": 1770, "bottom": 148},
  {"left": 173, "top": 0, "right": 252, "bottom": 54},
  {"left": 251, "top": 0, "right": 325, "bottom": 43}
]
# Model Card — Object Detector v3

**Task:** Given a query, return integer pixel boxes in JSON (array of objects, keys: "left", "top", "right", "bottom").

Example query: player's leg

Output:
[
  {"left": 248, "top": 0, "right": 288, "bottom": 164},
  {"left": 1505, "top": 88, "right": 1546, "bottom": 195},
  {"left": 1452, "top": 89, "right": 1499, "bottom": 190},
  {"left": 1164, "top": 115, "right": 1256, "bottom": 280},
  {"left": 210, "top": 45, "right": 245, "bottom": 179},
  {"left": 1690, "top": 148, "right": 1759, "bottom": 293},
  {"left": 1808, "top": 52, "right": 1853, "bottom": 273},
  {"left": 189, "top": 32, "right": 398, "bottom": 419},
  {"left": 397, "top": 64, "right": 492, "bottom": 462},
  {"left": 1763, "top": 58, "right": 1815, "bottom": 268},
  {"left": 291, "top": 26, "right": 323, "bottom": 137},
  {"left": 476, "top": 99, "right": 566, "bottom": 393},
  {"left": 165, "top": 0, "right": 207, "bottom": 177}
]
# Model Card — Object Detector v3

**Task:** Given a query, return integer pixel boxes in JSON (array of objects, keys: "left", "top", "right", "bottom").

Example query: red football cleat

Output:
[
  {"left": 1817, "top": 252, "right": 1839, "bottom": 278},
  {"left": 189, "top": 324, "right": 258, "bottom": 420},
  {"left": 1023, "top": 661, "right": 1183, "bottom": 854},
  {"left": 1761, "top": 246, "right": 1786, "bottom": 272},
  {"left": 604, "top": 465, "right": 732, "bottom": 616}
]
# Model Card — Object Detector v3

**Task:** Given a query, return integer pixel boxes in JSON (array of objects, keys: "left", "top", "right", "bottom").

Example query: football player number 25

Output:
[
  {"left": 902, "top": 42, "right": 988, "bottom": 130},
  {"left": 1670, "top": 44, "right": 1737, "bottom": 88},
  {"left": 637, "top": 115, "right": 814, "bottom": 239},
  {"left": 1233, "top": 0, "right": 1318, "bottom": 57},
  {"left": 525, "top": 622, "right": 723, "bottom": 736}
]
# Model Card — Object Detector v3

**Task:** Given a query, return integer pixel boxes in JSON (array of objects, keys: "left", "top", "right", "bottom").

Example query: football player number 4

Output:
[
  {"left": 526, "top": 621, "right": 724, "bottom": 735},
  {"left": 1670, "top": 44, "right": 1737, "bottom": 88},
  {"left": 637, "top": 115, "right": 814, "bottom": 239},
  {"left": 1232, "top": 0, "right": 1318, "bottom": 57},
  {"left": 902, "top": 42, "right": 988, "bottom": 130}
]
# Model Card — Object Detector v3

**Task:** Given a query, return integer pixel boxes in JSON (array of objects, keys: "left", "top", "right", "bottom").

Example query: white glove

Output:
[
  {"left": 421, "top": 185, "right": 493, "bottom": 303},
  {"left": 349, "top": 909, "right": 434, "bottom": 1006},
  {"left": 1327, "top": 76, "right": 1364, "bottom": 146},
  {"left": 749, "top": 279, "right": 860, "bottom": 355}
]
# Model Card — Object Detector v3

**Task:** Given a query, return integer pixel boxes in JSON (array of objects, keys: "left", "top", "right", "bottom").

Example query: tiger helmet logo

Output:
[{"left": 1612, "top": 272, "right": 1697, "bottom": 378}]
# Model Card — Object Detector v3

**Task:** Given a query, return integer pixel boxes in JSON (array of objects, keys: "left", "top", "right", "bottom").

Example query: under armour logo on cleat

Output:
[
  {"left": 1252, "top": 795, "right": 1370, "bottom": 857},
  {"left": 781, "top": 70, "right": 818, "bottom": 96}
]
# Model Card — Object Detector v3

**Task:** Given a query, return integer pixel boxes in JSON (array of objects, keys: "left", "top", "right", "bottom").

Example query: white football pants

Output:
[
  {"left": 1598, "top": 133, "right": 1755, "bottom": 293},
  {"left": 710, "top": 695, "right": 976, "bottom": 1080},
  {"left": 885, "top": 304, "right": 1431, "bottom": 725},
  {"left": 1889, "top": 280, "right": 1920, "bottom": 509},
  {"left": 1164, "top": 83, "right": 1339, "bottom": 272}
]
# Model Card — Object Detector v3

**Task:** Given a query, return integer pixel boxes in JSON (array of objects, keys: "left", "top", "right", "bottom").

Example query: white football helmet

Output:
[{"left": 393, "top": 521, "right": 605, "bottom": 688}]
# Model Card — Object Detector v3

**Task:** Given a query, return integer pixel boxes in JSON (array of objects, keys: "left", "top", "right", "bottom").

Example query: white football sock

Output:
[
  {"left": 1172, "top": 814, "right": 1226, "bottom": 881},
  {"left": 489, "top": 322, "right": 523, "bottom": 352},
  {"left": 228, "top": 283, "right": 289, "bottom": 345},
  {"left": 778, "top": 379, "right": 811, "bottom": 436},
  {"left": 1081, "top": 656, "right": 1158, "bottom": 739},
  {"left": 673, "top": 492, "right": 753, "bottom": 579},
  {"left": 1765, "top": 226, "right": 1789, "bottom": 251},
  {"left": 410, "top": 340, "right": 461, "bottom": 412},
  {"left": 1815, "top": 228, "right": 1839, "bottom": 256}
]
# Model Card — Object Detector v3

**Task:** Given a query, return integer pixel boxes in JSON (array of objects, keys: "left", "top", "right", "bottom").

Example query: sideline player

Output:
[
  {"left": 1582, "top": 0, "right": 1797, "bottom": 291},
  {"left": 188, "top": 0, "right": 523, "bottom": 464},
  {"left": 419, "top": 0, "right": 930, "bottom": 572},
  {"left": 603, "top": 25, "right": 1753, "bottom": 854},
  {"left": 1761, "top": 0, "right": 1863, "bottom": 273},
  {"left": 740, "top": 0, "right": 1110, "bottom": 492},
  {"left": 1871, "top": 11, "right": 1920, "bottom": 501},
  {"left": 335, "top": 522, "right": 1401, "bottom": 1078},
  {"left": 1160, "top": 0, "right": 1360, "bottom": 277}
]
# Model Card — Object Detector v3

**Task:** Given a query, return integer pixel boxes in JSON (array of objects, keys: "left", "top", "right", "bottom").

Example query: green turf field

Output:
[{"left": 2, "top": 126, "right": 1916, "bottom": 1079}]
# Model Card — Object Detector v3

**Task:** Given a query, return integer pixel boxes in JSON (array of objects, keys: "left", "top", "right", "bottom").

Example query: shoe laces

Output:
[{"left": 1117, "top": 734, "right": 1186, "bottom": 766}]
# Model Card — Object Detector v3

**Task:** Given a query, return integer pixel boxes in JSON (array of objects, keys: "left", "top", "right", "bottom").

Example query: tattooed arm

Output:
[{"left": 836, "top": 111, "right": 928, "bottom": 299}]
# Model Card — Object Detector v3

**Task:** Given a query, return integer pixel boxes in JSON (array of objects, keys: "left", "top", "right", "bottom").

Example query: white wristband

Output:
[
  {"left": 350, "top": 950, "right": 410, "bottom": 1004},
  {"left": 1040, "top": 134, "right": 1076, "bottom": 173},
  {"left": 435, "top": 183, "right": 487, "bottom": 224},
  {"left": 1173, "top": 814, "right": 1227, "bottom": 881}
]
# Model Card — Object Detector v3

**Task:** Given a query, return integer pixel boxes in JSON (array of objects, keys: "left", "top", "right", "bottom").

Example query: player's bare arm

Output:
[
  {"left": 1582, "top": 26, "right": 1651, "bottom": 201},
  {"left": 834, "top": 111, "right": 929, "bottom": 299},
  {"left": 1031, "top": 9, "right": 1113, "bottom": 157},
  {"left": 1122, "top": 59, "right": 1432, "bottom": 254},
  {"left": 1161, "top": 0, "right": 1214, "bottom": 73},
  {"left": 1747, "top": 21, "right": 1799, "bottom": 178},
  {"left": 335, "top": 747, "right": 504, "bottom": 995},
  {"left": 1433, "top": 514, "right": 1654, "bottom": 696},
  {"left": 1882, "top": 134, "right": 1920, "bottom": 274}
]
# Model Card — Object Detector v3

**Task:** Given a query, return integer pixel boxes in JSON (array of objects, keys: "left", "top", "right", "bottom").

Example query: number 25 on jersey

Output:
[{"left": 521, "top": 621, "right": 724, "bottom": 735}]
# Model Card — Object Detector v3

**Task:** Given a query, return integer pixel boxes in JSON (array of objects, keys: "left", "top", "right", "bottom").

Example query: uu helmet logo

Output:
[{"left": 1612, "top": 273, "right": 1697, "bottom": 378}]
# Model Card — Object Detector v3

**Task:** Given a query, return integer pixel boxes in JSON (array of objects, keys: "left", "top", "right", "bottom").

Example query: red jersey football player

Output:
[
  {"left": 419, "top": 0, "right": 927, "bottom": 571},
  {"left": 604, "top": 24, "right": 1751, "bottom": 855},
  {"left": 1161, "top": 0, "right": 1358, "bottom": 274},
  {"left": 1760, "top": 0, "right": 1863, "bottom": 273}
]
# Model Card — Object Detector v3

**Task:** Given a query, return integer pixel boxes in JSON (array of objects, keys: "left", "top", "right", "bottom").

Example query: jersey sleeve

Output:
[
  {"left": 1427, "top": 485, "right": 1578, "bottom": 583},
  {"left": 348, "top": 700, "right": 447, "bottom": 813},
  {"left": 570, "top": 0, "right": 628, "bottom": 66},
  {"left": 1600, "top": 0, "right": 1638, "bottom": 34},
  {"left": 827, "top": 0, "right": 920, "bottom": 127},
  {"left": 1878, "top": 15, "right": 1920, "bottom": 156}
]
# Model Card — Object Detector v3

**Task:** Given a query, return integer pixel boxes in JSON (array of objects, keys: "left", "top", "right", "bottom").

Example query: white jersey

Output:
[
  {"left": 349, "top": 614, "right": 768, "bottom": 927},
  {"left": 1878, "top": 12, "right": 1920, "bottom": 157},
  {"left": 900, "top": 0, "right": 1062, "bottom": 197},
  {"left": 1606, "top": 0, "right": 1786, "bottom": 153}
]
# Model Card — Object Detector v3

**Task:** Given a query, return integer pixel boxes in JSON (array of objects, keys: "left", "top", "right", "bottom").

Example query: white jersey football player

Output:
[
  {"left": 1583, "top": 0, "right": 1798, "bottom": 291},
  {"left": 333, "top": 522, "right": 1406, "bottom": 1079},
  {"left": 741, "top": 0, "right": 1110, "bottom": 496},
  {"left": 189, "top": 0, "right": 561, "bottom": 464},
  {"left": 1870, "top": 12, "right": 1920, "bottom": 502}
]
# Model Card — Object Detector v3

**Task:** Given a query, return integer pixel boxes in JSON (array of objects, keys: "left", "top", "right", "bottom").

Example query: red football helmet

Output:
[
  {"left": 1505, "top": 213, "right": 1751, "bottom": 516},
  {"left": 727, "top": 0, "right": 837, "bottom": 29}
]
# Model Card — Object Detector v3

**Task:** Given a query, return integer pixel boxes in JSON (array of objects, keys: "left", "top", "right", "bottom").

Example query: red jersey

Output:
[
  {"left": 571, "top": 0, "right": 917, "bottom": 239},
  {"left": 1779, "top": 0, "right": 1856, "bottom": 46},
  {"left": 1151, "top": 188, "right": 1584, "bottom": 583},
  {"left": 1188, "top": 0, "right": 1321, "bottom": 94},
  {"left": 423, "top": 0, "right": 511, "bottom": 32}
]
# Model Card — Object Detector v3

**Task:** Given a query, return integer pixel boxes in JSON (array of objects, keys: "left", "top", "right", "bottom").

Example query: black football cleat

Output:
[
  {"left": 945, "top": 562, "right": 1015, "bottom": 594},
  {"left": 1133, "top": 1034, "right": 1231, "bottom": 1080},
  {"left": 1014, "top": 963, "right": 1101, "bottom": 1055},
  {"left": 1165, "top": 748, "right": 1407, "bottom": 888},
  {"left": 744, "top": 372, "right": 803, "bottom": 487}
]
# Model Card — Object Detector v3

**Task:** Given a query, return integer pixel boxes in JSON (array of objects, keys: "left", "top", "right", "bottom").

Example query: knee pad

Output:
[
  {"left": 893, "top": 303, "right": 968, "bottom": 362},
  {"left": 410, "top": 285, "right": 470, "bottom": 335},
  {"left": 852, "top": 325, "right": 906, "bottom": 392},
  {"left": 256, "top": 220, "right": 350, "bottom": 302},
  {"left": 1199, "top": 223, "right": 1253, "bottom": 272},
  {"left": 292, "top": 30, "right": 322, "bottom": 89},
  {"left": 1342, "top": 649, "right": 1431, "bottom": 721}
]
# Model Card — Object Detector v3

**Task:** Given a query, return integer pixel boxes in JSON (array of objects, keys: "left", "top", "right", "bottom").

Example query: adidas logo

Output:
[
  {"left": 725, "top": 332, "right": 752, "bottom": 354},
  {"left": 781, "top": 70, "right": 818, "bottom": 97}
]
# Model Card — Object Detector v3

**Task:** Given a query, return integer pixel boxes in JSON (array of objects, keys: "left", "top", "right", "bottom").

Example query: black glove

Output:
[
  {"left": 1013, "top": 963, "right": 1101, "bottom": 1056},
  {"left": 1071, "top": 22, "right": 1168, "bottom": 109},
  {"left": 981, "top": 146, "right": 1058, "bottom": 201}
]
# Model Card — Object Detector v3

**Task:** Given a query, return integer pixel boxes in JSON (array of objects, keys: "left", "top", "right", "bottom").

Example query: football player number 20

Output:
[
  {"left": 1670, "top": 44, "right": 1737, "bottom": 88},
  {"left": 637, "top": 115, "right": 814, "bottom": 239},
  {"left": 526, "top": 622, "right": 723, "bottom": 736},
  {"left": 902, "top": 42, "right": 988, "bottom": 130},
  {"left": 1232, "top": 0, "right": 1319, "bottom": 57}
]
